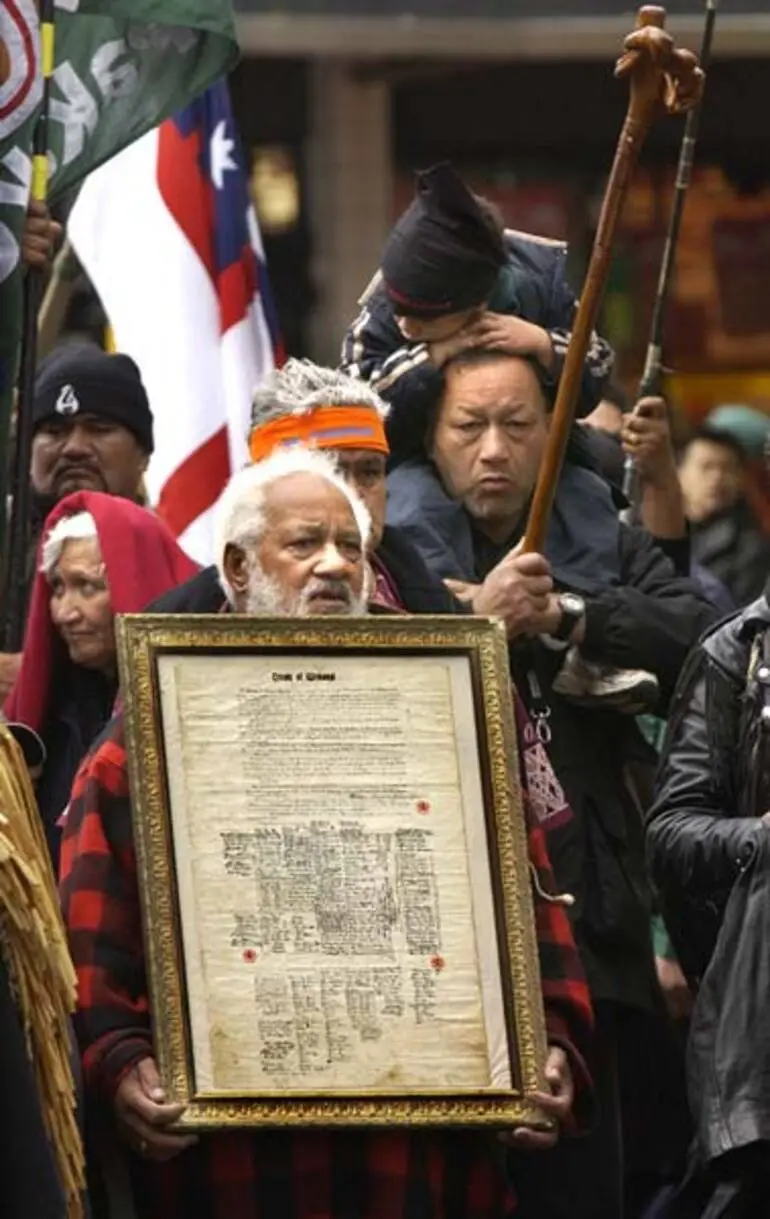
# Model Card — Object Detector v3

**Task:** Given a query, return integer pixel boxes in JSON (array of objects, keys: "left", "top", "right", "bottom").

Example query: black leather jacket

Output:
[{"left": 646, "top": 591, "right": 770, "bottom": 983}]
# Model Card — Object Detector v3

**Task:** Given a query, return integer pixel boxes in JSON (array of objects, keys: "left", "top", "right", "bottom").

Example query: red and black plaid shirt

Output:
[{"left": 60, "top": 717, "right": 593, "bottom": 1219}]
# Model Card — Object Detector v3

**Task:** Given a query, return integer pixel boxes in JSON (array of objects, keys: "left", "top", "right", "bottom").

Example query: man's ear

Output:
[{"left": 223, "top": 543, "right": 249, "bottom": 596}]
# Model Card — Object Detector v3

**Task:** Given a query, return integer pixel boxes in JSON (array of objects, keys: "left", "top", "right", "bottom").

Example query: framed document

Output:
[{"left": 116, "top": 614, "right": 551, "bottom": 1131}]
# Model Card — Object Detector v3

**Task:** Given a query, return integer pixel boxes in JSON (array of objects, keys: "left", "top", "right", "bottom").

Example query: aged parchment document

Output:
[{"left": 158, "top": 652, "right": 511, "bottom": 1095}]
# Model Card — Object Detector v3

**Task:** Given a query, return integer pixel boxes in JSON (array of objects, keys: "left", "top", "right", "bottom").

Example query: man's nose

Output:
[
  {"left": 478, "top": 424, "right": 508, "bottom": 463},
  {"left": 314, "top": 542, "right": 350, "bottom": 575},
  {"left": 60, "top": 425, "right": 92, "bottom": 455}
]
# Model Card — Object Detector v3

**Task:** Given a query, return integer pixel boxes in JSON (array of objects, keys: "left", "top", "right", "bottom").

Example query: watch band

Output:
[{"left": 552, "top": 595, "right": 585, "bottom": 642}]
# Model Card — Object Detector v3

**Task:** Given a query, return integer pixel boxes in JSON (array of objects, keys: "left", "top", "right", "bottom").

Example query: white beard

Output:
[
  {"left": 244, "top": 567, "right": 289, "bottom": 615},
  {"left": 245, "top": 563, "right": 369, "bottom": 617}
]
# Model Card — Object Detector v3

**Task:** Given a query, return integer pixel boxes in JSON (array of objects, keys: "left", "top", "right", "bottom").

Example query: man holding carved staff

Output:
[{"left": 379, "top": 9, "right": 712, "bottom": 1217}]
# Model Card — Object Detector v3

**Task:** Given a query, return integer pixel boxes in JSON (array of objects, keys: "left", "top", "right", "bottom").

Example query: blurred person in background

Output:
[
  {"left": 704, "top": 403, "right": 770, "bottom": 534},
  {"left": 583, "top": 389, "right": 735, "bottom": 616},
  {"left": 678, "top": 413, "right": 770, "bottom": 607}
]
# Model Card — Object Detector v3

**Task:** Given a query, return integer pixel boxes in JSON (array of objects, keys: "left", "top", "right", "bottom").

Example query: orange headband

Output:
[{"left": 248, "top": 403, "right": 389, "bottom": 464}]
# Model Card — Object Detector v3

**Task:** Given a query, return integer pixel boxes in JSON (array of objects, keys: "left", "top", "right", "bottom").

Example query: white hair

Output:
[
  {"left": 214, "top": 446, "right": 372, "bottom": 601},
  {"left": 40, "top": 511, "right": 99, "bottom": 576},
  {"left": 250, "top": 358, "right": 389, "bottom": 430}
]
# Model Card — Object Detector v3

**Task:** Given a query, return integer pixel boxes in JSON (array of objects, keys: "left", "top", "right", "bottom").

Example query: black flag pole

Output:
[
  {"left": 621, "top": 0, "right": 718, "bottom": 514},
  {"left": 1, "top": 0, "right": 57, "bottom": 651}
]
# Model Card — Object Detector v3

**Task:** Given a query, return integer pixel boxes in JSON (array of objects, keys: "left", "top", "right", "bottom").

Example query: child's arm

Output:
[
  {"left": 341, "top": 294, "right": 446, "bottom": 465},
  {"left": 543, "top": 260, "right": 615, "bottom": 411}
]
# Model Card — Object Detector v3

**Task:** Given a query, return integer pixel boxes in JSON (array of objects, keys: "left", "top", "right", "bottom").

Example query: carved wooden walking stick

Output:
[{"left": 522, "top": 5, "right": 703, "bottom": 554}]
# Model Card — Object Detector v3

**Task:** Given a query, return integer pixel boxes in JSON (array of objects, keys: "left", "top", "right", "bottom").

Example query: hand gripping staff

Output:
[{"left": 522, "top": 6, "right": 704, "bottom": 555}]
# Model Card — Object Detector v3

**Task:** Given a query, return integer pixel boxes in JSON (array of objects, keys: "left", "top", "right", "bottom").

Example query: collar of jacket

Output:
[{"left": 736, "top": 592, "right": 770, "bottom": 641}]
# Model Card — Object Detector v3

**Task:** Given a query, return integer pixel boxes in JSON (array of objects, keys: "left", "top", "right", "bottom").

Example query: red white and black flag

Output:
[{"left": 69, "top": 80, "right": 284, "bottom": 562}]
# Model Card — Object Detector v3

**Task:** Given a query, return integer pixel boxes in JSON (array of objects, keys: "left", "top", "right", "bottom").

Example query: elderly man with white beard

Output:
[
  {"left": 60, "top": 446, "right": 594, "bottom": 1219},
  {"left": 214, "top": 447, "right": 373, "bottom": 617}
]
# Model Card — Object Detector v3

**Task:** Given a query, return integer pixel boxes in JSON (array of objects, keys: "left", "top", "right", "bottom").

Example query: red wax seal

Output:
[
  {"left": 416, "top": 799, "right": 431, "bottom": 815},
  {"left": 430, "top": 955, "right": 445, "bottom": 972},
  {"left": 242, "top": 949, "right": 258, "bottom": 964}
]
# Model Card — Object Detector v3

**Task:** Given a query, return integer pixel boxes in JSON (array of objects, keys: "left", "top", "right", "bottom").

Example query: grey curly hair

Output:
[{"left": 251, "top": 359, "right": 389, "bottom": 430}]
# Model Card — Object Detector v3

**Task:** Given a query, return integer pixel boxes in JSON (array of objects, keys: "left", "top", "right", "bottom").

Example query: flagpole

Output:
[{"left": 0, "top": 0, "right": 56, "bottom": 652}]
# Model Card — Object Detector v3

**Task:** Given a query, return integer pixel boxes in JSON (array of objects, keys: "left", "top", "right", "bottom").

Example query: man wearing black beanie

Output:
[
  {"left": 30, "top": 343, "right": 154, "bottom": 508},
  {"left": 0, "top": 343, "right": 155, "bottom": 701}
]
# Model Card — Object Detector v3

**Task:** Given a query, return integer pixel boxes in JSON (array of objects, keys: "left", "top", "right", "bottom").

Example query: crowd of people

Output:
[{"left": 2, "top": 162, "right": 770, "bottom": 1219}]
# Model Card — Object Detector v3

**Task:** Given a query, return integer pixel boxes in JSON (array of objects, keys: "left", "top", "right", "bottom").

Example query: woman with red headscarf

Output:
[{"left": 4, "top": 491, "right": 198, "bottom": 869}]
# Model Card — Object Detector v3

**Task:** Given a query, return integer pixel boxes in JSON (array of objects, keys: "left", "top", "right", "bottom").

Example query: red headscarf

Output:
[{"left": 4, "top": 491, "right": 199, "bottom": 732}]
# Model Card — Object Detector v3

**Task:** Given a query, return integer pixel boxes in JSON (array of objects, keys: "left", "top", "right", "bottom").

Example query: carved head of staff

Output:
[{"left": 616, "top": 6, "right": 705, "bottom": 126}]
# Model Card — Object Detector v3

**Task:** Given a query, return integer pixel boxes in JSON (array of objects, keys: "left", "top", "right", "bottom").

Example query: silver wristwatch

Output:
[{"left": 540, "top": 592, "right": 586, "bottom": 652}]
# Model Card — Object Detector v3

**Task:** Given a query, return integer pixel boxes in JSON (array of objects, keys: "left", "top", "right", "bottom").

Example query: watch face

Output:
[{"left": 560, "top": 593, "right": 585, "bottom": 616}]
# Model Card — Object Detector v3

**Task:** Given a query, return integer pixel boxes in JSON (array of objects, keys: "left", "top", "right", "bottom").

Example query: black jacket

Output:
[
  {"left": 0, "top": 956, "right": 69, "bottom": 1218},
  {"left": 509, "top": 527, "right": 718, "bottom": 1010},
  {"left": 375, "top": 525, "right": 461, "bottom": 613},
  {"left": 646, "top": 594, "right": 770, "bottom": 984},
  {"left": 647, "top": 593, "right": 770, "bottom": 1167},
  {"left": 387, "top": 454, "right": 719, "bottom": 1007},
  {"left": 150, "top": 526, "right": 462, "bottom": 617},
  {"left": 691, "top": 500, "right": 770, "bottom": 608},
  {"left": 37, "top": 665, "right": 117, "bottom": 868},
  {"left": 341, "top": 230, "right": 614, "bottom": 466}
]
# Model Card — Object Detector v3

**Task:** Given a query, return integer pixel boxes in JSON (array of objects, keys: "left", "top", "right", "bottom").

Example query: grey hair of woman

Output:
[{"left": 250, "top": 359, "right": 389, "bottom": 430}]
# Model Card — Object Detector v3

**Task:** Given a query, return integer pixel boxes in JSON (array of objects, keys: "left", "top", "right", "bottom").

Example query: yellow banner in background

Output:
[{"left": 666, "top": 371, "right": 770, "bottom": 425}]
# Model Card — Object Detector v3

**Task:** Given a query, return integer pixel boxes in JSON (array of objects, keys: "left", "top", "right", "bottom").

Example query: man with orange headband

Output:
[
  {"left": 248, "top": 361, "right": 458, "bottom": 614},
  {"left": 166, "top": 359, "right": 458, "bottom": 617}
]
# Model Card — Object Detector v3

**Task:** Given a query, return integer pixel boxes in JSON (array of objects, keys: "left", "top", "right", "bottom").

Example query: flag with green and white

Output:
[{"left": 0, "top": 0, "right": 238, "bottom": 549}]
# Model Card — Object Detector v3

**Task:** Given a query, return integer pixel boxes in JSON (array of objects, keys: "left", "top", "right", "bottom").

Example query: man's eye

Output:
[
  {"left": 289, "top": 539, "right": 316, "bottom": 554},
  {"left": 456, "top": 422, "right": 482, "bottom": 434}
]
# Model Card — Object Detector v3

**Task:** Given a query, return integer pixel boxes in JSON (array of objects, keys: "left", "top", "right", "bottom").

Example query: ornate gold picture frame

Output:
[{"left": 116, "top": 613, "right": 551, "bottom": 1131}]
